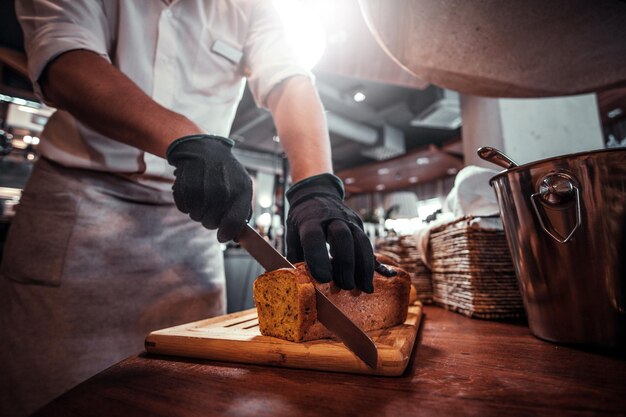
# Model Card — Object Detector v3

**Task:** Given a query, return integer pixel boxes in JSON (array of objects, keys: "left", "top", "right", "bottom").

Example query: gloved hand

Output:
[
  {"left": 166, "top": 134, "right": 252, "bottom": 242},
  {"left": 286, "top": 173, "right": 395, "bottom": 293}
]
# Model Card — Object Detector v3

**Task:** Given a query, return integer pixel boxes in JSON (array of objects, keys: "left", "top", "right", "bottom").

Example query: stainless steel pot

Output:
[{"left": 478, "top": 147, "right": 626, "bottom": 347}]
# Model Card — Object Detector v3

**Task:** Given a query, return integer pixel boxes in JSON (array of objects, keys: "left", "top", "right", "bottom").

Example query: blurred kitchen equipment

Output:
[
  {"left": 0, "top": 187, "right": 21, "bottom": 262},
  {"left": 0, "top": 129, "right": 13, "bottom": 156},
  {"left": 478, "top": 147, "right": 626, "bottom": 347},
  {"left": 0, "top": 187, "right": 21, "bottom": 220},
  {"left": 384, "top": 191, "right": 418, "bottom": 219}
]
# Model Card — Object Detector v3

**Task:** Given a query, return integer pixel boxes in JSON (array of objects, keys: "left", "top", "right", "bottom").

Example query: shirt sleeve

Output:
[
  {"left": 15, "top": 0, "right": 111, "bottom": 100},
  {"left": 243, "top": 0, "right": 314, "bottom": 109}
]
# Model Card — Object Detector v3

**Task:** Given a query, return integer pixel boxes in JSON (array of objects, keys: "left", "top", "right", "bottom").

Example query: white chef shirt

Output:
[{"left": 16, "top": 0, "right": 311, "bottom": 189}]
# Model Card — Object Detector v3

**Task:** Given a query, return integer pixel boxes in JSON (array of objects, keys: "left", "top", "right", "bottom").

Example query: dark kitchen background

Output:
[{"left": 1, "top": 0, "right": 625, "bottom": 312}]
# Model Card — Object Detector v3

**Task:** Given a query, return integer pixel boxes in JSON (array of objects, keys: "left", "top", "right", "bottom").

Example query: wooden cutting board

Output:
[{"left": 145, "top": 302, "right": 423, "bottom": 376}]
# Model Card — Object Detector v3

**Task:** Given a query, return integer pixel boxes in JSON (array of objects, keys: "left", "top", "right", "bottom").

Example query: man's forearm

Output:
[
  {"left": 267, "top": 76, "right": 333, "bottom": 183},
  {"left": 40, "top": 50, "right": 201, "bottom": 157}
]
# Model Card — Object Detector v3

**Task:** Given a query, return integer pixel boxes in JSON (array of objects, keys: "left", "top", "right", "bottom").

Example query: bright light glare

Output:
[
  {"left": 353, "top": 91, "right": 366, "bottom": 102},
  {"left": 273, "top": 0, "right": 326, "bottom": 70},
  {"left": 259, "top": 195, "right": 273, "bottom": 209},
  {"left": 608, "top": 108, "right": 623, "bottom": 119},
  {"left": 23, "top": 135, "right": 32, "bottom": 144},
  {"left": 257, "top": 212, "right": 272, "bottom": 228},
  {"left": 18, "top": 105, "right": 40, "bottom": 114},
  {"left": 417, "top": 197, "right": 442, "bottom": 219},
  {"left": 31, "top": 137, "right": 40, "bottom": 145},
  {"left": 384, "top": 217, "right": 423, "bottom": 235}
]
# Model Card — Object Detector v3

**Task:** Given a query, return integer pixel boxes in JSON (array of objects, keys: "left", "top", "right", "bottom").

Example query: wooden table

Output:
[{"left": 34, "top": 306, "right": 626, "bottom": 417}]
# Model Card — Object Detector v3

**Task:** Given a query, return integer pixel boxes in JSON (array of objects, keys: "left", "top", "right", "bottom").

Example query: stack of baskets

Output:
[
  {"left": 429, "top": 216, "right": 525, "bottom": 319},
  {"left": 375, "top": 235, "right": 433, "bottom": 303}
]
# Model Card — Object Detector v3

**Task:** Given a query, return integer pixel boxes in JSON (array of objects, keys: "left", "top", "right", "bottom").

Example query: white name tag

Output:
[{"left": 211, "top": 39, "right": 243, "bottom": 64}]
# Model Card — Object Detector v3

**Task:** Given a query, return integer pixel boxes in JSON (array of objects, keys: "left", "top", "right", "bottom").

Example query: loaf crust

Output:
[{"left": 253, "top": 263, "right": 411, "bottom": 342}]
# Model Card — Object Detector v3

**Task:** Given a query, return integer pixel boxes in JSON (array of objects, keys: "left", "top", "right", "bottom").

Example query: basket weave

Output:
[
  {"left": 375, "top": 235, "right": 433, "bottom": 303},
  {"left": 429, "top": 216, "right": 524, "bottom": 319}
]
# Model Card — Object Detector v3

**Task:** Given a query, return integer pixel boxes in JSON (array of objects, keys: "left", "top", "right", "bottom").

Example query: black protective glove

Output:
[
  {"left": 167, "top": 134, "right": 252, "bottom": 242},
  {"left": 286, "top": 173, "right": 395, "bottom": 293}
]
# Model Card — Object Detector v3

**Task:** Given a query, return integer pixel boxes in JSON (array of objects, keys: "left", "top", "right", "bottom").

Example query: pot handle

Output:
[{"left": 530, "top": 173, "right": 582, "bottom": 244}]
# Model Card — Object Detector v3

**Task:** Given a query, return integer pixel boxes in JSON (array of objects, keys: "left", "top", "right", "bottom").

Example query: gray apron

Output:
[{"left": 0, "top": 158, "right": 225, "bottom": 417}]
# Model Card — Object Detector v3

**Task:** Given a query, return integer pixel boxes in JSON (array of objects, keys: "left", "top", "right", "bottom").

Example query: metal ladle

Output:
[{"left": 477, "top": 146, "right": 519, "bottom": 169}]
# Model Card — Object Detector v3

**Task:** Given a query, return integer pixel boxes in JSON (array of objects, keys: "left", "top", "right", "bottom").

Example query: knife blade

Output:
[{"left": 236, "top": 224, "right": 378, "bottom": 369}]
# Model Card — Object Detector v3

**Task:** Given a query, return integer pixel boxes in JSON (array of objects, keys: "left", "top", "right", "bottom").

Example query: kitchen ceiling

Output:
[
  {"left": 0, "top": 54, "right": 461, "bottom": 177},
  {"left": 0, "top": 0, "right": 462, "bottom": 182},
  {"left": 231, "top": 72, "right": 462, "bottom": 173},
  {"left": 229, "top": 0, "right": 463, "bottom": 174}
]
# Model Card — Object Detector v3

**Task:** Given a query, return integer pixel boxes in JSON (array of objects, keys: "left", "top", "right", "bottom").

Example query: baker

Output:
[{"left": 0, "top": 1, "right": 392, "bottom": 416}]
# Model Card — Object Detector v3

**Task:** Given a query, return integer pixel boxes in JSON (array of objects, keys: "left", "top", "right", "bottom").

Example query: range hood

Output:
[
  {"left": 409, "top": 89, "right": 462, "bottom": 130},
  {"left": 326, "top": 112, "right": 406, "bottom": 161},
  {"left": 360, "top": 124, "right": 405, "bottom": 161}
]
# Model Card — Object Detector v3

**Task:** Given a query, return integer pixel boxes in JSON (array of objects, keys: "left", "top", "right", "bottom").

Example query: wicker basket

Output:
[
  {"left": 429, "top": 216, "right": 524, "bottom": 319},
  {"left": 375, "top": 235, "right": 433, "bottom": 303}
]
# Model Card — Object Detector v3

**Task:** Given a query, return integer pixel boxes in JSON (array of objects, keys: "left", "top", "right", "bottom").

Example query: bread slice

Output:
[{"left": 253, "top": 263, "right": 411, "bottom": 342}]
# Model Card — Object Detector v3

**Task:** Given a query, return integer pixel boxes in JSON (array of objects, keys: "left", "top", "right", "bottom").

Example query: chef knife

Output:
[{"left": 236, "top": 224, "right": 378, "bottom": 369}]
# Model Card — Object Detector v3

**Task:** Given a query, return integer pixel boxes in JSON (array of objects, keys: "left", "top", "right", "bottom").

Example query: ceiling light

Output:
[
  {"left": 0, "top": 94, "right": 34, "bottom": 106},
  {"left": 352, "top": 91, "right": 366, "bottom": 102},
  {"left": 375, "top": 184, "right": 386, "bottom": 191},
  {"left": 377, "top": 168, "right": 390, "bottom": 175},
  {"left": 608, "top": 108, "right": 623, "bottom": 119},
  {"left": 17, "top": 105, "right": 40, "bottom": 114},
  {"left": 408, "top": 176, "right": 419, "bottom": 183},
  {"left": 23, "top": 135, "right": 32, "bottom": 144},
  {"left": 416, "top": 157, "right": 430, "bottom": 165},
  {"left": 344, "top": 177, "right": 355, "bottom": 185},
  {"left": 31, "top": 137, "right": 40, "bottom": 145}
]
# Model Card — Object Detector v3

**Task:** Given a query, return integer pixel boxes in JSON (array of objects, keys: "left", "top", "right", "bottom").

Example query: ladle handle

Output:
[{"left": 477, "top": 147, "right": 519, "bottom": 169}]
